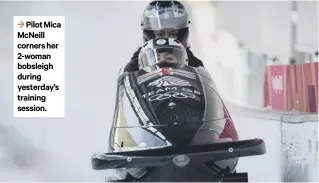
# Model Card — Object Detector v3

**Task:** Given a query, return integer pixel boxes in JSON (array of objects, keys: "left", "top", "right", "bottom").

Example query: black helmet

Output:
[{"left": 140, "top": 0, "right": 190, "bottom": 48}]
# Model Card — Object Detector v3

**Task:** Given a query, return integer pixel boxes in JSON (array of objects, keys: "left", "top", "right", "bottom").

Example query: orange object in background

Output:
[{"left": 264, "top": 62, "right": 318, "bottom": 113}]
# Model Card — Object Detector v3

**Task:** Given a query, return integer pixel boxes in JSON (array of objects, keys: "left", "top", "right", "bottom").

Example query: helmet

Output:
[
  {"left": 140, "top": 0, "right": 190, "bottom": 48},
  {"left": 138, "top": 37, "right": 189, "bottom": 69}
]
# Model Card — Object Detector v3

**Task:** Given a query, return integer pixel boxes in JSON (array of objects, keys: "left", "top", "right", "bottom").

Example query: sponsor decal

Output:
[
  {"left": 142, "top": 86, "right": 201, "bottom": 102},
  {"left": 137, "top": 68, "right": 196, "bottom": 85},
  {"left": 147, "top": 76, "right": 191, "bottom": 87},
  {"left": 148, "top": 91, "right": 195, "bottom": 101}
]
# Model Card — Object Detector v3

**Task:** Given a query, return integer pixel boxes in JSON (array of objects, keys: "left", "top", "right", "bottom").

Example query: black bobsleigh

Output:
[{"left": 91, "top": 64, "right": 266, "bottom": 182}]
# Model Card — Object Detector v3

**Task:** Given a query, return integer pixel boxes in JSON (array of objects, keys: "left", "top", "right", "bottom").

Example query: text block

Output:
[{"left": 13, "top": 16, "right": 65, "bottom": 117}]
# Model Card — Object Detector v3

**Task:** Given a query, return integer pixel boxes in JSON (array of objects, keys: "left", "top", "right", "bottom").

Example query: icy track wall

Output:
[
  {"left": 185, "top": 1, "right": 318, "bottom": 182},
  {"left": 263, "top": 62, "right": 318, "bottom": 181},
  {"left": 226, "top": 102, "right": 318, "bottom": 182}
]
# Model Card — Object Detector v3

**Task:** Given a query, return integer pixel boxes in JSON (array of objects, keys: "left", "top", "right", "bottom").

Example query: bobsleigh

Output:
[{"left": 91, "top": 63, "right": 266, "bottom": 182}]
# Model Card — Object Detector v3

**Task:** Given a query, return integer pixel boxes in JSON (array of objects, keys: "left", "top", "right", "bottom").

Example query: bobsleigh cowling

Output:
[{"left": 92, "top": 64, "right": 266, "bottom": 182}]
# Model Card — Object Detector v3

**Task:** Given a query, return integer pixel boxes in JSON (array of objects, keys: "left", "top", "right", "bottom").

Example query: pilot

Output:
[
  {"left": 157, "top": 51, "right": 179, "bottom": 64},
  {"left": 138, "top": 37, "right": 189, "bottom": 70}
]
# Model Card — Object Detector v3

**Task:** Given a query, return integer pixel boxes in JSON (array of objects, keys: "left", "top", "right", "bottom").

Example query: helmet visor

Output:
[
  {"left": 142, "top": 3, "right": 189, "bottom": 30},
  {"left": 140, "top": 47, "right": 188, "bottom": 68}
]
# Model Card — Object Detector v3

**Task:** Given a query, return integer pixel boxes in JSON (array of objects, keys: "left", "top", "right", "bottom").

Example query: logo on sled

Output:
[
  {"left": 156, "top": 38, "right": 167, "bottom": 45},
  {"left": 147, "top": 76, "right": 191, "bottom": 87}
]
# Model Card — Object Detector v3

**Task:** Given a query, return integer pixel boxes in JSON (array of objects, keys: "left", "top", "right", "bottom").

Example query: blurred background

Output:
[
  {"left": 0, "top": 0, "right": 318, "bottom": 181},
  {"left": 185, "top": 0, "right": 318, "bottom": 108}
]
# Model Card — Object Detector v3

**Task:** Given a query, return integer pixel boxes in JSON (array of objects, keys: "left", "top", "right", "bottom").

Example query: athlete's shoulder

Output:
[{"left": 186, "top": 47, "right": 204, "bottom": 67}]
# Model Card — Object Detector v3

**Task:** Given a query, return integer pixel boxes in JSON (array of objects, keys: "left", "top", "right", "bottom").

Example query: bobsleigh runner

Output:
[{"left": 91, "top": 38, "right": 266, "bottom": 182}]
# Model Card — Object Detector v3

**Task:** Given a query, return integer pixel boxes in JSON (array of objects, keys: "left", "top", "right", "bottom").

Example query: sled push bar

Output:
[{"left": 91, "top": 138, "right": 266, "bottom": 170}]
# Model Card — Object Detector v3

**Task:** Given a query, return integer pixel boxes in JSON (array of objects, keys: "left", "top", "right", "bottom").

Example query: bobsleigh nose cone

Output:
[{"left": 172, "top": 154, "right": 191, "bottom": 167}]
